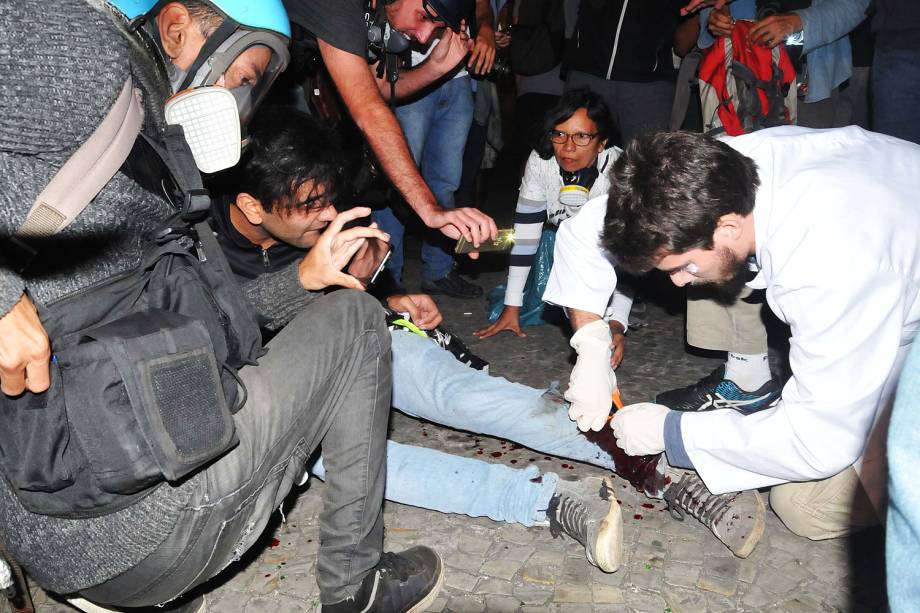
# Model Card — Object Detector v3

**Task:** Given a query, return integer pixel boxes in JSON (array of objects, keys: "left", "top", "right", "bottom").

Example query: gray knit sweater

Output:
[{"left": 0, "top": 0, "right": 315, "bottom": 594}]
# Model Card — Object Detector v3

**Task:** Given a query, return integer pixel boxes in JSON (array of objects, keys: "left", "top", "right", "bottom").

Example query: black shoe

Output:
[
  {"left": 385, "top": 311, "right": 489, "bottom": 372},
  {"left": 655, "top": 365, "right": 781, "bottom": 414},
  {"left": 425, "top": 325, "right": 489, "bottom": 371},
  {"left": 420, "top": 271, "right": 483, "bottom": 298},
  {"left": 321, "top": 546, "right": 444, "bottom": 613},
  {"left": 546, "top": 476, "right": 622, "bottom": 573}
]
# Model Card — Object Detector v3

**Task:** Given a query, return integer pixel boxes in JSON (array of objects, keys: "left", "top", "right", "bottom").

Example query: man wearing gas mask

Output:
[
  {"left": 286, "top": 0, "right": 500, "bottom": 254},
  {"left": 0, "top": 1, "right": 441, "bottom": 612}
]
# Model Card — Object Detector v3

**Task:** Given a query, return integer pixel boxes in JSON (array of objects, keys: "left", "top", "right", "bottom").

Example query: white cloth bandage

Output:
[{"left": 565, "top": 319, "right": 617, "bottom": 432}]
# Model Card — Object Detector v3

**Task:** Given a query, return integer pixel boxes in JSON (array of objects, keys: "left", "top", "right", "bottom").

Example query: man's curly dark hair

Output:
[{"left": 601, "top": 131, "right": 760, "bottom": 273}]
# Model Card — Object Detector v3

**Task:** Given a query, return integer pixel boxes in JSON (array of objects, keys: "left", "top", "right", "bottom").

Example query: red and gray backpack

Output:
[{"left": 698, "top": 19, "right": 797, "bottom": 135}]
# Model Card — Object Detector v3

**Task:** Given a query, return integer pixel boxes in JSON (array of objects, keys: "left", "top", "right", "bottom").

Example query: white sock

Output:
[{"left": 724, "top": 352, "right": 771, "bottom": 391}]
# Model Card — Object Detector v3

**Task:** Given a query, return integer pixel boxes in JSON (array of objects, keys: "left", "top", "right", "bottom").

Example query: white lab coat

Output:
[{"left": 545, "top": 126, "right": 920, "bottom": 501}]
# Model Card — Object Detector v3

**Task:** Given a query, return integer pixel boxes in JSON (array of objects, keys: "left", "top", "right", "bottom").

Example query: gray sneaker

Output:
[
  {"left": 663, "top": 471, "right": 766, "bottom": 558},
  {"left": 547, "top": 476, "right": 623, "bottom": 572}
]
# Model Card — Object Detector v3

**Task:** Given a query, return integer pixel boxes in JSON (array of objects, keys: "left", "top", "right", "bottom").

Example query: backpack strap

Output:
[{"left": 16, "top": 78, "right": 144, "bottom": 238}]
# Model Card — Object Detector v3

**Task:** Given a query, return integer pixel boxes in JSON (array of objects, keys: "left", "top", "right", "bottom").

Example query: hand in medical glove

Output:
[
  {"left": 565, "top": 319, "right": 617, "bottom": 432},
  {"left": 611, "top": 402, "right": 670, "bottom": 456}
]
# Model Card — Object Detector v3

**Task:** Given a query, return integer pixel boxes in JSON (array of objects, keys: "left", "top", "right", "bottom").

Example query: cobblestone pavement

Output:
[{"left": 21, "top": 268, "right": 887, "bottom": 612}]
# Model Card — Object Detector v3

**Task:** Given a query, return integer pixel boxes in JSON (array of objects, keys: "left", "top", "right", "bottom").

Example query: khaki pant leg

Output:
[
  {"left": 686, "top": 287, "right": 768, "bottom": 354},
  {"left": 769, "top": 467, "right": 880, "bottom": 540}
]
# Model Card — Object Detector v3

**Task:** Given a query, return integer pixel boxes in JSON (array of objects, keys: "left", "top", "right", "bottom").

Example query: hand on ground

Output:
[{"left": 475, "top": 305, "right": 526, "bottom": 338}]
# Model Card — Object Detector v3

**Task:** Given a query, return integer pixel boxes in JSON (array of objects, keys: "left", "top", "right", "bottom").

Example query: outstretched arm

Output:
[{"left": 319, "top": 39, "right": 497, "bottom": 248}]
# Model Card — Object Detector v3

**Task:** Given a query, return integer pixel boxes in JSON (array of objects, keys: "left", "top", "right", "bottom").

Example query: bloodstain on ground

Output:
[
  {"left": 642, "top": 503, "right": 655, "bottom": 509},
  {"left": 491, "top": 451, "right": 503, "bottom": 458},
  {"left": 270, "top": 538, "right": 281, "bottom": 548},
  {"left": 633, "top": 514, "right": 643, "bottom": 520}
]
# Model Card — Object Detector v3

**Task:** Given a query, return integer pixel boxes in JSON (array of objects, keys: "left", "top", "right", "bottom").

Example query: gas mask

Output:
[{"left": 164, "top": 25, "right": 290, "bottom": 173}]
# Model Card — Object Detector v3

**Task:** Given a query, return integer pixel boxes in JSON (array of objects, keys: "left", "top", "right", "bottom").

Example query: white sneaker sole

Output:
[
  {"left": 732, "top": 490, "right": 766, "bottom": 559},
  {"left": 593, "top": 477, "right": 624, "bottom": 573},
  {"left": 406, "top": 554, "right": 445, "bottom": 613}
]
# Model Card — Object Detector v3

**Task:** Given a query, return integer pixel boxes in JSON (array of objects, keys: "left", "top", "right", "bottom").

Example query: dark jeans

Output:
[
  {"left": 81, "top": 291, "right": 392, "bottom": 606},
  {"left": 873, "top": 46, "right": 920, "bottom": 145}
]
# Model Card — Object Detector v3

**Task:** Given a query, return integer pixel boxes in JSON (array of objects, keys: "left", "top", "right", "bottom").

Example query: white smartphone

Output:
[{"left": 369, "top": 249, "right": 392, "bottom": 285}]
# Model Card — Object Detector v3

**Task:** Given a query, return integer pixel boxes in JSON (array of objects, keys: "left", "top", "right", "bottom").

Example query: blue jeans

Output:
[
  {"left": 887, "top": 340, "right": 920, "bottom": 611},
  {"left": 873, "top": 47, "right": 920, "bottom": 145},
  {"left": 312, "top": 330, "right": 617, "bottom": 526},
  {"left": 373, "top": 76, "right": 475, "bottom": 284}
]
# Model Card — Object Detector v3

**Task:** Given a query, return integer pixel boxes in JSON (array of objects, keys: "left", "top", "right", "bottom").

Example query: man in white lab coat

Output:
[{"left": 544, "top": 126, "right": 920, "bottom": 539}]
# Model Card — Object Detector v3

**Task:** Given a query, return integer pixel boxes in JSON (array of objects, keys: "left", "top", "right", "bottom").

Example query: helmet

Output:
[
  {"left": 109, "top": 0, "right": 290, "bottom": 38},
  {"left": 108, "top": 0, "right": 291, "bottom": 126},
  {"left": 424, "top": 0, "right": 472, "bottom": 33}
]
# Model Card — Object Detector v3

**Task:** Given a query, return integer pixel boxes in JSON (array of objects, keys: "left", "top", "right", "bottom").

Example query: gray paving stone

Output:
[
  {"left": 445, "top": 551, "right": 485, "bottom": 574},
  {"left": 623, "top": 588, "right": 668, "bottom": 610},
  {"left": 480, "top": 559, "right": 523, "bottom": 581},
  {"left": 662, "top": 584, "right": 708, "bottom": 612},
  {"left": 445, "top": 594, "right": 485, "bottom": 612},
  {"left": 444, "top": 570, "right": 480, "bottom": 592},
  {"left": 553, "top": 586, "right": 592, "bottom": 604},
  {"left": 696, "top": 574, "right": 738, "bottom": 598},
  {"left": 520, "top": 564, "right": 556, "bottom": 587},
  {"left": 705, "top": 557, "right": 742, "bottom": 582},
  {"left": 739, "top": 583, "right": 773, "bottom": 609},
  {"left": 513, "top": 584, "right": 553, "bottom": 606},
  {"left": 592, "top": 584, "right": 626, "bottom": 605},
  {"left": 474, "top": 577, "right": 514, "bottom": 596},
  {"left": 663, "top": 560, "right": 702, "bottom": 589},
  {"left": 457, "top": 534, "right": 492, "bottom": 556},
  {"left": 243, "top": 594, "right": 309, "bottom": 613},
  {"left": 557, "top": 604, "right": 593, "bottom": 613},
  {"left": 485, "top": 594, "right": 523, "bottom": 612}
]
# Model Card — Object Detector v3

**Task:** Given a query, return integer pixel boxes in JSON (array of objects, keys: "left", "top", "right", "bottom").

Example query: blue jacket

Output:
[{"left": 698, "top": 0, "right": 869, "bottom": 102}]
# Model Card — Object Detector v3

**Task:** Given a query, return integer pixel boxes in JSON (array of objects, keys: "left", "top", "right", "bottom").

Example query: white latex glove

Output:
[
  {"left": 611, "top": 402, "right": 670, "bottom": 455},
  {"left": 565, "top": 319, "right": 617, "bottom": 432}
]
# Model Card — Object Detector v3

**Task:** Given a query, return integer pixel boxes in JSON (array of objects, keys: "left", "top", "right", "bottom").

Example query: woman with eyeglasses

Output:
[{"left": 475, "top": 88, "right": 631, "bottom": 367}]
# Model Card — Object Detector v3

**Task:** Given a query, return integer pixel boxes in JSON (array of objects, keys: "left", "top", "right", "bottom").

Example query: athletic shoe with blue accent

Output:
[{"left": 655, "top": 365, "right": 781, "bottom": 414}]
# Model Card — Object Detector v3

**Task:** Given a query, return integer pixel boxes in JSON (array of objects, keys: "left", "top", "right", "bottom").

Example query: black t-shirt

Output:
[{"left": 284, "top": 0, "right": 369, "bottom": 58}]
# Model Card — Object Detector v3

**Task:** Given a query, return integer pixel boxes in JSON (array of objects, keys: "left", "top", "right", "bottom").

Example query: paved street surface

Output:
[{"left": 21, "top": 265, "right": 887, "bottom": 612}]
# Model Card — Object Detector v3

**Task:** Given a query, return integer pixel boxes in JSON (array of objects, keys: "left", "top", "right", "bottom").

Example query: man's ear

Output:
[
  {"left": 156, "top": 3, "right": 196, "bottom": 66},
  {"left": 235, "top": 193, "right": 267, "bottom": 225},
  {"left": 714, "top": 213, "right": 744, "bottom": 243}
]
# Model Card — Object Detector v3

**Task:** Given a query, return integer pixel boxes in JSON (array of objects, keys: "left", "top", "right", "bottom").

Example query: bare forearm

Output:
[
  {"left": 570, "top": 308, "right": 603, "bottom": 332},
  {"left": 320, "top": 40, "right": 439, "bottom": 221},
  {"left": 375, "top": 61, "right": 448, "bottom": 100},
  {"left": 359, "top": 103, "right": 438, "bottom": 218}
]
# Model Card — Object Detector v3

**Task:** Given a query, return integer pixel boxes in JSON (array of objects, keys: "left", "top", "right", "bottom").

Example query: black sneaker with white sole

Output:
[
  {"left": 321, "top": 546, "right": 444, "bottom": 613},
  {"left": 655, "top": 365, "right": 781, "bottom": 414},
  {"left": 385, "top": 310, "right": 489, "bottom": 372}
]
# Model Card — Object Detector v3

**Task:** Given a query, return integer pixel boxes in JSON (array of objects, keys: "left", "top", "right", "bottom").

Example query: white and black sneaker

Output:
[
  {"left": 547, "top": 476, "right": 623, "bottom": 573},
  {"left": 322, "top": 546, "right": 444, "bottom": 613},
  {"left": 655, "top": 365, "right": 781, "bottom": 415},
  {"left": 662, "top": 470, "right": 766, "bottom": 558}
]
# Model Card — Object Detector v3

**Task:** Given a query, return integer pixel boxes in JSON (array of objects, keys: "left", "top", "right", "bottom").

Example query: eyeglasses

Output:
[
  {"left": 421, "top": 0, "right": 449, "bottom": 28},
  {"left": 549, "top": 130, "right": 599, "bottom": 146}
]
